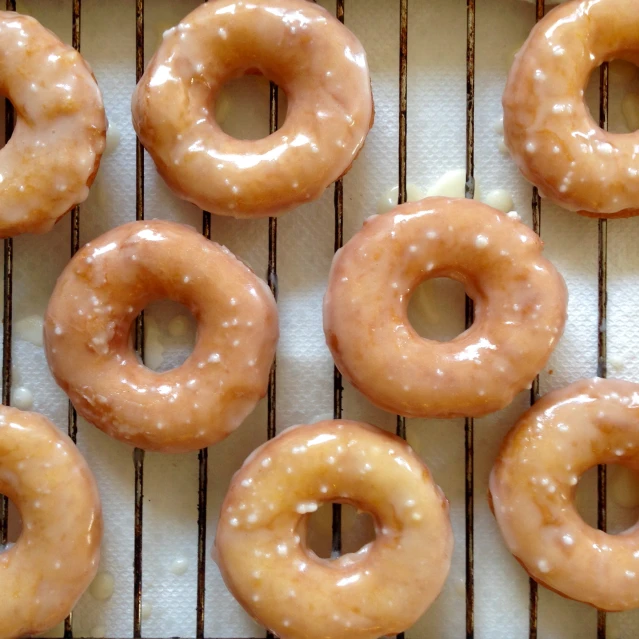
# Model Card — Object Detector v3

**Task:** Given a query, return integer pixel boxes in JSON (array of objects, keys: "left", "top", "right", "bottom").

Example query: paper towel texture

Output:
[{"left": 2, "top": 0, "right": 638, "bottom": 638}]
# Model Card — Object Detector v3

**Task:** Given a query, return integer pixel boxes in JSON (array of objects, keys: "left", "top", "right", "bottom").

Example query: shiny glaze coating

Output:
[
  {"left": 44, "top": 220, "right": 278, "bottom": 453},
  {"left": 0, "top": 406, "right": 102, "bottom": 638},
  {"left": 323, "top": 198, "right": 567, "bottom": 418},
  {"left": 0, "top": 11, "right": 106, "bottom": 237},
  {"left": 490, "top": 378, "right": 639, "bottom": 611},
  {"left": 131, "top": 0, "right": 373, "bottom": 218},
  {"left": 503, "top": 0, "right": 639, "bottom": 217},
  {"left": 215, "top": 420, "right": 453, "bottom": 639}
]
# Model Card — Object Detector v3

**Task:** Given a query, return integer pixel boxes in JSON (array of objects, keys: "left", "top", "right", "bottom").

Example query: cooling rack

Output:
[{"left": 0, "top": 0, "right": 623, "bottom": 638}]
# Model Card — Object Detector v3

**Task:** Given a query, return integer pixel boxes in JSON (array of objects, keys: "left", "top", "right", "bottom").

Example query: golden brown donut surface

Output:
[
  {"left": 503, "top": 0, "right": 639, "bottom": 217},
  {"left": 0, "top": 11, "right": 106, "bottom": 237},
  {"left": 132, "top": 0, "right": 373, "bottom": 218},
  {"left": 490, "top": 378, "right": 639, "bottom": 611},
  {"left": 0, "top": 406, "right": 102, "bottom": 639},
  {"left": 44, "top": 220, "right": 278, "bottom": 453},
  {"left": 323, "top": 198, "right": 567, "bottom": 418},
  {"left": 215, "top": 420, "right": 453, "bottom": 639}
]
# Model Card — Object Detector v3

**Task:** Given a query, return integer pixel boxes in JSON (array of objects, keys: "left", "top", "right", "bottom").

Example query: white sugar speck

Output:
[
  {"left": 475, "top": 235, "right": 489, "bottom": 249},
  {"left": 295, "top": 502, "right": 318, "bottom": 514},
  {"left": 537, "top": 559, "right": 550, "bottom": 573}
]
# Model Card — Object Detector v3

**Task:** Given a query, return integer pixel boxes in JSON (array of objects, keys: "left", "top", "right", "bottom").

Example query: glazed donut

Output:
[
  {"left": 132, "top": 0, "right": 373, "bottom": 218},
  {"left": 44, "top": 220, "right": 278, "bottom": 453},
  {"left": 503, "top": 0, "right": 639, "bottom": 217},
  {"left": 0, "top": 11, "right": 106, "bottom": 237},
  {"left": 215, "top": 420, "right": 453, "bottom": 639},
  {"left": 323, "top": 197, "right": 567, "bottom": 418},
  {"left": 489, "top": 378, "right": 639, "bottom": 611},
  {"left": 0, "top": 406, "right": 102, "bottom": 637}
]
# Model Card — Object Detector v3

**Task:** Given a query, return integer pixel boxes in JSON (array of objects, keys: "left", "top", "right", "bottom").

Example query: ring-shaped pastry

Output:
[
  {"left": 323, "top": 198, "right": 567, "bottom": 418},
  {"left": 215, "top": 420, "right": 453, "bottom": 639},
  {"left": 0, "top": 406, "right": 102, "bottom": 637},
  {"left": 132, "top": 0, "right": 373, "bottom": 218},
  {"left": 0, "top": 11, "right": 106, "bottom": 236},
  {"left": 504, "top": 0, "right": 639, "bottom": 217},
  {"left": 490, "top": 378, "right": 639, "bottom": 611},
  {"left": 44, "top": 220, "right": 278, "bottom": 453}
]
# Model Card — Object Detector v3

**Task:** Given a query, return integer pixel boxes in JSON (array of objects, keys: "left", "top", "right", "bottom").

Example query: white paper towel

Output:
[{"left": 3, "top": 0, "right": 639, "bottom": 638}]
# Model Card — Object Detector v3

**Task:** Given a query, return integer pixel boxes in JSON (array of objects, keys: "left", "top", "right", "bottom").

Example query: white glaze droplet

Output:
[
  {"left": 377, "top": 184, "right": 427, "bottom": 215},
  {"left": 483, "top": 189, "right": 514, "bottom": 213},
  {"left": 168, "top": 314, "right": 191, "bottom": 338},
  {"left": 11, "top": 386, "right": 33, "bottom": 410},
  {"left": 608, "top": 353, "right": 625, "bottom": 372},
  {"left": 15, "top": 315, "right": 44, "bottom": 346},
  {"left": 170, "top": 557, "right": 189, "bottom": 575},
  {"left": 89, "top": 571, "right": 115, "bottom": 601},
  {"left": 426, "top": 169, "right": 481, "bottom": 201},
  {"left": 141, "top": 601, "right": 153, "bottom": 620},
  {"left": 104, "top": 123, "right": 121, "bottom": 155}
]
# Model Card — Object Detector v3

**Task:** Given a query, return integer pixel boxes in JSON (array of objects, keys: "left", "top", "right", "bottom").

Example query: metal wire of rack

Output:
[{"left": 0, "top": 0, "right": 614, "bottom": 638}]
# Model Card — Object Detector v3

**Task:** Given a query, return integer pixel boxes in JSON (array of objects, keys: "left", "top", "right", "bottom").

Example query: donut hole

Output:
[
  {"left": 0, "top": 496, "right": 22, "bottom": 549},
  {"left": 215, "top": 75, "right": 288, "bottom": 141},
  {"left": 139, "top": 300, "right": 197, "bottom": 372},
  {"left": 305, "top": 503, "right": 375, "bottom": 559},
  {"left": 407, "top": 278, "right": 468, "bottom": 342},
  {"left": 585, "top": 60, "right": 639, "bottom": 134},
  {"left": 575, "top": 464, "right": 639, "bottom": 534}
]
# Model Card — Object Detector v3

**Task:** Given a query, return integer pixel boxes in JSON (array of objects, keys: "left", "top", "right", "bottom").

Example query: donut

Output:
[
  {"left": 0, "top": 406, "right": 102, "bottom": 637},
  {"left": 44, "top": 220, "right": 278, "bottom": 453},
  {"left": 215, "top": 420, "right": 453, "bottom": 639},
  {"left": 131, "top": 0, "right": 373, "bottom": 218},
  {"left": 489, "top": 378, "right": 639, "bottom": 611},
  {"left": 323, "top": 197, "right": 567, "bottom": 418},
  {"left": 0, "top": 11, "right": 106, "bottom": 237},
  {"left": 503, "top": 0, "right": 639, "bottom": 217}
]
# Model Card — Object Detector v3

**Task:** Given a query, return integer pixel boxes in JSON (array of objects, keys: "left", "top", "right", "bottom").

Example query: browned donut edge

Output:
[{"left": 577, "top": 207, "right": 639, "bottom": 219}]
